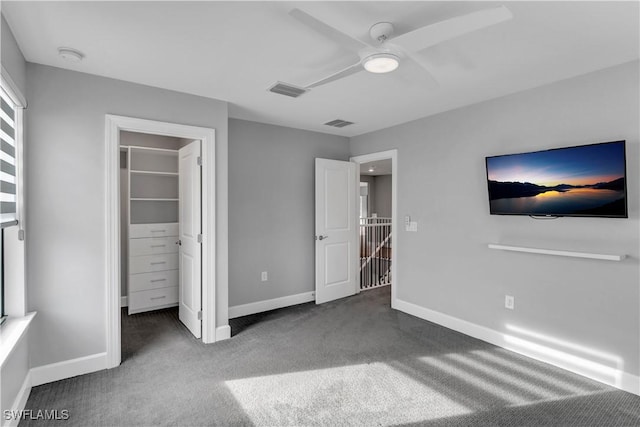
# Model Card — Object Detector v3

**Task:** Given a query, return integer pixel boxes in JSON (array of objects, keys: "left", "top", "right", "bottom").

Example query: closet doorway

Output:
[
  {"left": 120, "top": 133, "right": 202, "bottom": 338},
  {"left": 106, "top": 115, "right": 217, "bottom": 369}
]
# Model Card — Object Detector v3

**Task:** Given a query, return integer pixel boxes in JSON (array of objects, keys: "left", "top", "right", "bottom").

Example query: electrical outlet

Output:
[
  {"left": 261, "top": 271, "right": 268, "bottom": 282},
  {"left": 505, "top": 295, "right": 515, "bottom": 310}
]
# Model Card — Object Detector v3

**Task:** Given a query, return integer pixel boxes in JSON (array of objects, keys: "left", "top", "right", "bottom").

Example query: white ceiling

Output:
[
  {"left": 3, "top": 1, "right": 638, "bottom": 137},
  {"left": 361, "top": 159, "right": 392, "bottom": 176}
]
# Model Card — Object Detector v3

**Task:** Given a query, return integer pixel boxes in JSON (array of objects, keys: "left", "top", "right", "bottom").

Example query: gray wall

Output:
[
  {"left": 351, "top": 61, "right": 640, "bottom": 377},
  {"left": 120, "top": 152, "right": 128, "bottom": 297},
  {"left": 228, "top": 119, "right": 349, "bottom": 307},
  {"left": 359, "top": 175, "right": 376, "bottom": 217},
  {"left": 373, "top": 175, "right": 392, "bottom": 218},
  {"left": 0, "top": 12, "right": 29, "bottom": 418},
  {"left": 1, "top": 333, "right": 29, "bottom": 416},
  {"left": 120, "top": 131, "right": 182, "bottom": 150},
  {"left": 26, "top": 64, "right": 229, "bottom": 367},
  {"left": 359, "top": 175, "right": 392, "bottom": 218},
  {"left": 1, "top": 14, "right": 27, "bottom": 96}
]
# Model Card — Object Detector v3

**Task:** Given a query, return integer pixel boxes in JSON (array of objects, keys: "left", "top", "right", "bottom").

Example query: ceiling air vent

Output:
[
  {"left": 268, "top": 82, "right": 308, "bottom": 98},
  {"left": 324, "top": 119, "right": 354, "bottom": 128}
]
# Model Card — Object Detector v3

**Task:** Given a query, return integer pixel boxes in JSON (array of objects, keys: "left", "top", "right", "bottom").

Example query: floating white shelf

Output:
[{"left": 488, "top": 244, "right": 626, "bottom": 261}]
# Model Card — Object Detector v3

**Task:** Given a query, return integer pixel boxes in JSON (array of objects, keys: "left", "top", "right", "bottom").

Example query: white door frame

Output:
[
  {"left": 105, "top": 114, "right": 216, "bottom": 369},
  {"left": 350, "top": 150, "right": 398, "bottom": 309}
]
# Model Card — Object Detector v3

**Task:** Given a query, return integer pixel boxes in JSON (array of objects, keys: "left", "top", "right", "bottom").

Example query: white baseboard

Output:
[
  {"left": 30, "top": 352, "right": 108, "bottom": 387},
  {"left": 120, "top": 296, "right": 128, "bottom": 307},
  {"left": 216, "top": 325, "right": 231, "bottom": 341},
  {"left": 618, "top": 370, "right": 640, "bottom": 395},
  {"left": 228, "top": 291, "right": 315, "bottom": 319},
  {"left": 394, "top": 298, "right": 640, "bottom": 396},
  {"left": 3, "top": 372, "right": 32, "bottom": 427}
]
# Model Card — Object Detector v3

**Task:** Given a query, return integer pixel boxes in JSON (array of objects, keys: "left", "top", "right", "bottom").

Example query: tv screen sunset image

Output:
[{"left": 486, "top": 141, "right": 627, "bottom": 217}]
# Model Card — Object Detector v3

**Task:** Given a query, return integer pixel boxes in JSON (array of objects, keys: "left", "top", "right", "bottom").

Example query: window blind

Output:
[{"left": 0, "top": 88, "right": 18, "bottom": 228}]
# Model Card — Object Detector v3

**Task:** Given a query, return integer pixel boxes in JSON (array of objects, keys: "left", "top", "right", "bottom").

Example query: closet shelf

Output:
[
  {"left": 128, "top": 145, "right": 179, "bottom": 155},
  {"left": 131, "top": 198, "right": 179, "bottom": 202},
  {"left": 488, "top": 244, "right": 625, "bottom": 261},
  {"left": 130, "top": 170, "right": 178, "bottom": 177}
]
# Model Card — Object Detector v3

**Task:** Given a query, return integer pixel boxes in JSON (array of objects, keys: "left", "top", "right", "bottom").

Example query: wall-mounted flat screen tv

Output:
[{"left": 486, "top": 141, "right": 627, "bottom": 218}]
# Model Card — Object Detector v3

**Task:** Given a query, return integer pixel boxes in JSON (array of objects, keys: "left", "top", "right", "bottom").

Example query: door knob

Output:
[{"left": 317, "top": 235, "right": 329, "bottom": 241}]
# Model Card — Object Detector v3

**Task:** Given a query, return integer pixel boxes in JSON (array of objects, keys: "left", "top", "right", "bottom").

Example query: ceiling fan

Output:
[{"left": 286, "top": 5, "right": 513, "bottom": 90}]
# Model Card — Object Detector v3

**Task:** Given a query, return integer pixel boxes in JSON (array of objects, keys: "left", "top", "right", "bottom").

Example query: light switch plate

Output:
[{"left": 505, "top": 295, "right": 514, "bottom": 310}]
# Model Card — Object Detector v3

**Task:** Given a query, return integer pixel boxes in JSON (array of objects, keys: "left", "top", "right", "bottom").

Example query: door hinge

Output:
[
  {"left": 197, "top": 156, "right": 202, "bottom": 166},
  {"left": 197, "top": 311, "right": 202, "bottom": 320},
  {"left": 197, "top": 234, "right": 203, "bottom": 243}
]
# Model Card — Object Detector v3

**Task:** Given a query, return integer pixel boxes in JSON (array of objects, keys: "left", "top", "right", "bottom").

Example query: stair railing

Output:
[{"left": 359, "top": 217, "right": 392, "bottom": 290}]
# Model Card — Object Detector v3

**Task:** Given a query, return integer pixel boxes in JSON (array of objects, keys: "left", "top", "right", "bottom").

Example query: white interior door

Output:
[
  {"left": 178, "top": 140, "right": 202, "bottom": 338},
  {"left": 315, "top": 158, "right": 358, "bottom": 304}
]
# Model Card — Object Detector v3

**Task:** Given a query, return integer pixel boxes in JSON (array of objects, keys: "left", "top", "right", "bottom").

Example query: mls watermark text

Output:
[{"left": 4, "top": 409, "right": 69, "bottom": 421}]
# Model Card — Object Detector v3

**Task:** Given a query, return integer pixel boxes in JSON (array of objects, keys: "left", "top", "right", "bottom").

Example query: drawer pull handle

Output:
[
  {"left": 150, "top": 296, "right": 167, "bottom": 300},
  {"left": 150, "top": 229, "right": 166, "bottom": 233},
  {"left": 150, "top": 261, "right": 167, "bottom": 265},
  {"left": 150, "top": 278, "right": 166, "bottom": 283},
  {"left": 151, "top": 245, "right": 166, "bottom": 248}
]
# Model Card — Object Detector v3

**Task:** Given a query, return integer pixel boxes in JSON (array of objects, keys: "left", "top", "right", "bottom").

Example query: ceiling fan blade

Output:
[
  {"left": 289, "top": 8, "right": 370, "bottom": 53},
  {"left": 403, "top": 51, "right": 440, "bottom": 86},
  {"left": 385, "top": 42, "right": 439, "bottom": 86},
  {"left": 306, "top": 62, "right": 363, "bottom": 89},
  {"left": 392, "top": 6, "right": 513, "bottom": 52}
]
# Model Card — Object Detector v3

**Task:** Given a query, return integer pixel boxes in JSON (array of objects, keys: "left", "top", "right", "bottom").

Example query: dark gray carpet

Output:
[{"left": 21, "top": 286, "right": 640, "bottom": 426}]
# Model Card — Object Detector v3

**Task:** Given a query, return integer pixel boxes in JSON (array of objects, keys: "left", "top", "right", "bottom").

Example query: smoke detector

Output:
[{"left": 58, "top": 47, "right": 84, "bottom": 62}]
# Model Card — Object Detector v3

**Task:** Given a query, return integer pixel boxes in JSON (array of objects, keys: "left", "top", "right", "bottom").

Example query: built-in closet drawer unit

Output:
[
  {"left": 129, "top": 236, "right": 178, "bottom": 256},
  {"left": 130, "top": 253, "right": 179, "bottom": 275},
  {"left": 129, "top": 223, "right": 178, "bottom": 239},
  {"left": 129, "top": 270, "right": 179, "bottom": 293},
  {"left": 128, "top": 286, "right": 179, "bottom": 312}
]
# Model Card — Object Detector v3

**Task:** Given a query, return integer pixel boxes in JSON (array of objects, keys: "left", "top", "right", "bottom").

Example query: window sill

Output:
[{"left": 0, "top": 311, "right": 36, "bottom": 369}]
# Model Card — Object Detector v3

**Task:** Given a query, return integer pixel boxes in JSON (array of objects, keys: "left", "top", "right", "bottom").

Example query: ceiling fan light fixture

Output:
[{"left": 363, "top": 53, "right": 399, "bottom": 74}]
